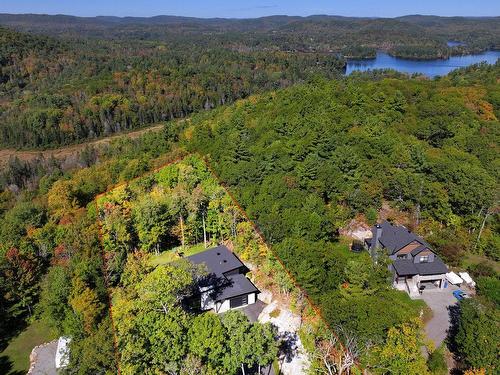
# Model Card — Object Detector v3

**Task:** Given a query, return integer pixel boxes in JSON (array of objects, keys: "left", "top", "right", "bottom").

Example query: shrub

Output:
[
  {"left": 365, "top": 208, "right": 378, "bottom": 225},
  {"left": 427, "top": 346, "right": 447, "bottom": 375},
  {"left": 467, "top": 262, "right": 496, "bottom": 278},
  {"left": 476, "top": 276, "right": 500, "bottom": 307},
  {"left": 269, "top": 308, "right": 281, "bottom": 318}
]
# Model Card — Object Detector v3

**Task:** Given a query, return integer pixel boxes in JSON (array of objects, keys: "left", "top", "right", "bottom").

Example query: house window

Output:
[
  {"left": 230, "top": 294, "right": 248, "bottom": 308},
  {"left": 420, "top": 255, "right": 429, "bottom": 263},
  {"left": 397, "top": 254, "right": 406, "bottom": 259}
]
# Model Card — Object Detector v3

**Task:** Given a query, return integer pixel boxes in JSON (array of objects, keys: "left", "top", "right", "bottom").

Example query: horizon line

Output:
[{"left": 1, "top": 12, "right": 499, "bottom": 20}]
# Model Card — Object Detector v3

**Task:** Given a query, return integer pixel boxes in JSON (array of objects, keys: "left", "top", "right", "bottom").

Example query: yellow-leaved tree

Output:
[
  {"left": 464, "top": 369, "right": 486, "bottom": 375},
  {"left": 371, "top": 318, "right": 430, "bottom": 375},
  {"left": 70, "top": 276, "right": 105, "bottom": 334}
]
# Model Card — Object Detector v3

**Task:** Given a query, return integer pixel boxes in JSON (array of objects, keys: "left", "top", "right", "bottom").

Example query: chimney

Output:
[{"left": 371, "top": 223, "right": 382, "bottom": 258}]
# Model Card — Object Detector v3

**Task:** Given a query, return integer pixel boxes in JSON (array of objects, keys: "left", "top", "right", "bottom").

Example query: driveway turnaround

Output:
[
  {"left": 28, "top": 340, "right": 57, "bottom": 375},
  {"left": 420, "top": 285, "right": 460, "bottom": 347}
]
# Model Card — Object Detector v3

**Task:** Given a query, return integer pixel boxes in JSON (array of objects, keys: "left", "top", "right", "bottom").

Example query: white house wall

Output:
[
  {"left": 248, "top": 292, "right": 256, "bottom": 305},
  {"left": 214, "top": 292, "right": 257, "bottom": 313},
  {"left": 216, "top": 299, "right": 232, "bottom": 313}
]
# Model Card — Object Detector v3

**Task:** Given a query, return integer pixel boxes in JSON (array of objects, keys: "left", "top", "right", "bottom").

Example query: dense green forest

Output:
[
  {"left": 0, "top": 26, "right": 344, "bottom": 148},
  {"left": 96, "top": 157, "right": 281, "bottom": 374},
  {"left": 0, "top": 131, "right": 184, "bottom": 373},
  {"left": 1, "top": 15, "right": 499, "bottom": 148},
  {"left": 186, "top": 63, "right": 500, "bottom": 372},
  {"left": 1, "top": 62, "right": 498, "bottom": 374},
  {"left": 188, "top": 63, "right": 499, "bottom": 263}
]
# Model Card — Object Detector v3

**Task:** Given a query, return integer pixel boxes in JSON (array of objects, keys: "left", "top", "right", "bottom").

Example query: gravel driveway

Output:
[
  {"left": 259, "top": 301, "right": 310, "bottom": 375},
  {"left": 420, "top": 285, "right": 460, "bottom": 347},
  {"left": 28, "top": 340, "right": 57, "bottom": 375}
]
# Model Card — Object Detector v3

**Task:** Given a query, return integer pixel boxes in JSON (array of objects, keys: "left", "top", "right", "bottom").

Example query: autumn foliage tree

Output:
[
  {"left": 370, "top": 319, "right": 430, "bottom": 375},
  {"left": 0, "top": 247, "right": 43, "bottom": 318}
]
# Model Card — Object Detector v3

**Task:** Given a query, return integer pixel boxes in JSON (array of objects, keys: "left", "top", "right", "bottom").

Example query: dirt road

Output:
[{"left": 0, "top": 124, "right": 164, "bottom": 166}]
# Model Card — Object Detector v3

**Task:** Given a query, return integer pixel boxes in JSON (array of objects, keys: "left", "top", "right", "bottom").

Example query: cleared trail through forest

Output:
[{"left": 0, "top": 123, "right": 165, "bottom": 166}]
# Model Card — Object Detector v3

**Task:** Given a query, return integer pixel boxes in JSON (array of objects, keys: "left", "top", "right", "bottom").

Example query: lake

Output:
[
  {"left": 447, "top": 41, "right": 466, "bottom": 47},
  {"left": 345, "top": 50, "right": 500, "bottom": 77}
]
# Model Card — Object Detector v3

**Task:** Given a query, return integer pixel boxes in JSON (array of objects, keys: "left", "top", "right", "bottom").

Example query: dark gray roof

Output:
[
  {"left": 214, "top": 274, "right": 259, "bottom": 301},
  {"left": 187, "top": 245, "right": 259, "bottom": 301},
  {"left": 410, "top": 244, "right": 428, "bottom": 256},
  {"left": 393, "top": 260, "right": 418, "bottom": 276},
  {"left": 187, "top": 245, "right": 243, "bottom": 276},
  {"left": 393, "top": 258, "right": 448, "bottom": 276},
  {"left": 415, "top": 257, "right": 448, "bottom": 275},
  {"left": 370, "top": 221, "right": 432, "bottom": 255}
]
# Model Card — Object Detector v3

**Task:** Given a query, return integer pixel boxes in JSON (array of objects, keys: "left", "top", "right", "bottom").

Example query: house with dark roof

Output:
[
  {"left": 187, "top": 245, "right": 259, "bottom": 313},
  {"left": 365, "top": 221, "right": 448, "bottom": 298}
]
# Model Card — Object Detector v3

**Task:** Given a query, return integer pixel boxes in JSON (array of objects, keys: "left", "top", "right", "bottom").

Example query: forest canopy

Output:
[
  {"left": 0, "top": 15, "right": 499, "bottom": 373},
  {"left": 1, "top": 14, "right": 499, "bottom": 148},
  {"left": 186, "top": 64, "right": 499, "bottom": 347}
]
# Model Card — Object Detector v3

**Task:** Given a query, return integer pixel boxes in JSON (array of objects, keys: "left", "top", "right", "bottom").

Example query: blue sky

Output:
[{"left": 1, "top": 0, "right": 499, "bottom": 18}]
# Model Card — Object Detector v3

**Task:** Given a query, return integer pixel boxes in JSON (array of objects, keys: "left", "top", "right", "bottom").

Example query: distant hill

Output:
[
  {"left": 0, "top": 13, "right": 498, "bottom": 149},
  {"left": 0, "top": 13, "right": 498, "bottom": 40},
  {"left": 0, "top": 13, "right": 497, "bottom": 56}
]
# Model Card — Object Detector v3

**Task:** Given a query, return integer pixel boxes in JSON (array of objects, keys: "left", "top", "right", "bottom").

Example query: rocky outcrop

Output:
[
  {"left": 340, "top": 218, "right": 372, "bottom": 241},
  {"left": 257, "top": 289, "right": 273, "bottom": 304}
]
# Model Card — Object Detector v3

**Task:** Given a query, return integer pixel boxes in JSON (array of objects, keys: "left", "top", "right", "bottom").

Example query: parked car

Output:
[{"left": 453, "top": 290, "right": 469, "bottom": 301}]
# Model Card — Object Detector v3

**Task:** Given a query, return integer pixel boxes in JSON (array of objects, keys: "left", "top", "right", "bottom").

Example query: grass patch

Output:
[
  {"left": 269, "top": 308, "right": 281, "bottom": 318},
  {"left": 298, "top": 324, "right": 316, "bottom": 354},
  {"left": 150, "top": 243, "right": 210, "bottom": 266},
  {"left": 149, "top": 250, "right": 179, "bottom": 265},
  {"left": 421, "top": 305, "right": 434, "bottom": 324},
  {"left": 0, "top": 319, "right": 57, "bottom": 374},
  {"left": 462, "top": 253, "right": 500, "bottom": 273}
]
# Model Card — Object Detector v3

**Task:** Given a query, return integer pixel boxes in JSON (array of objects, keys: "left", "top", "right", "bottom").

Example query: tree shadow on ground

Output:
[
  {"left": 278, "top": 331, "right": 298, "bottom": 363},
  {"left": 0, "top": 316, "right": 30, "bottom": 375},
  {"left": 446, "top": 304, "right": 464, "bottom": 375},
  {"left": 0, "top": 355, "right": 24, "bottom": 375},
  {"left": 0, "top": 316, "right": 28, "bottom": 352}
]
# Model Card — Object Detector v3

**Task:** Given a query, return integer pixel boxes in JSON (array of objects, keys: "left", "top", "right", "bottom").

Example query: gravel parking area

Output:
[
  {"left": 28, "top": 340, "right": 57, "bottom": 375},
  {"left": 420, "top": 285, "right": 460, "bottom": 346}
]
